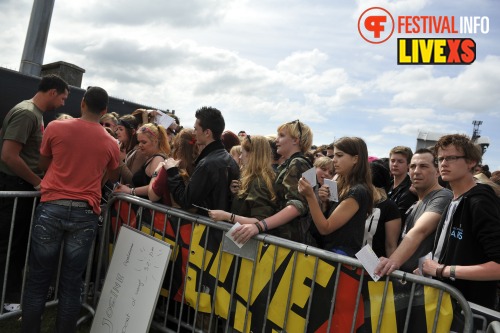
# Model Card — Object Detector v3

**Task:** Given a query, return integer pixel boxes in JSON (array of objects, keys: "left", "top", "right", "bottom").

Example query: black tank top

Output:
[{"left": 131, "top": 154, "right": 165, "bottom": 189}]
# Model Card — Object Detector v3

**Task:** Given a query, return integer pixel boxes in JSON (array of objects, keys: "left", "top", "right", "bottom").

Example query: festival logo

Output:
[{"left": 358, "top": 7, "right": 489, "bottom": 65}]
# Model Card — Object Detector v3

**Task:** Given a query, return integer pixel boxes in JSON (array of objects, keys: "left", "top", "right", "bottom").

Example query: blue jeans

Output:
[{"left": 21, "top": 202, "right": 98, "bottom": 333}]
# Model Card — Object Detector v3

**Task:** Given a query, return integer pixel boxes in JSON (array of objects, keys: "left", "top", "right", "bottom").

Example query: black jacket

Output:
[
  {"left": 167, "top": 140, "right": 240, "bottom": 215},
  {"left": 433, "top": 183, "right": 500, "bottom": 308},
  {"left": 388, "top": 174, "right": 418, "bottom": 225}
]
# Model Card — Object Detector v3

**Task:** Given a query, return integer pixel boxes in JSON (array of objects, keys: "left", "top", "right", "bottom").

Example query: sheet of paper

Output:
[
  {"left": 302, "top": 167, "right": 317, "bottom": 188},
  {"left": 156, "top": 112, "right": 175, "bottom": 129},
  {"left": 323, "top": 179, "right": 339, "bottom": 202},
  {"left": 225, "top": 222, "right": 246, "bottom": 248},
  {"left": 418, "top": 252, "right": 433, "bottom": 277},
  {"left": 355, "top": 244, "right": 381, "bottom": 281}
]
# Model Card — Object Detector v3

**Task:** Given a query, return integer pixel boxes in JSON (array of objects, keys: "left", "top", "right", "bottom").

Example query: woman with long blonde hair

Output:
[
  {"left": 114, "top": 123, "right": 170, "bottom": 198},
  {"left": 210, "top": 120, "right": 314, "bottom": 245},
  {"left": 209, "top": 135, "right": 277, "bottom": 222}
]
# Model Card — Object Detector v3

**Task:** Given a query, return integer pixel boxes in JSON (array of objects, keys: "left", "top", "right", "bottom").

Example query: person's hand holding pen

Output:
[{"left": 208, "top": 209, "right": 232, "bottom": 222}]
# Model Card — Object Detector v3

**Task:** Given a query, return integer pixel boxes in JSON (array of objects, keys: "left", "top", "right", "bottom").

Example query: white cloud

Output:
[{"left": 1, "top": 0, "right": 499, "bottom": 167}]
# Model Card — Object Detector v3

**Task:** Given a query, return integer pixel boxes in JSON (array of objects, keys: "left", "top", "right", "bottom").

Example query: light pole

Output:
[{"left": 19, "top": 0, "right": 56, "bottom": 76}]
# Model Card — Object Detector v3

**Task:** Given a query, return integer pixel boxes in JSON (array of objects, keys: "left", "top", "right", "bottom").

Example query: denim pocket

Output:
[
  {"left": 32, "top": 207, "right": 59, "bottom": 243},
  {"left": 71, "top": 224, "right": 96, "bottom": 246}
]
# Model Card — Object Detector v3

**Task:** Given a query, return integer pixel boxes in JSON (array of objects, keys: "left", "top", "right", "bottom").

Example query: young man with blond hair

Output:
[{"left": 388, "top": 146, "right": 418, "bottom": 226}]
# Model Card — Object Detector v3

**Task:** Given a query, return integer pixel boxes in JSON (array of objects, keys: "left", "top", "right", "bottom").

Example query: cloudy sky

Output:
[{"left": 1, "top": 0, "right": 499, "bottom": 170}]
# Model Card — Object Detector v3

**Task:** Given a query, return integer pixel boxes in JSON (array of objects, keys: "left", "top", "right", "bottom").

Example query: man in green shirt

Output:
[{"left": 0, "top": 74, "right": 69, "bottom": 306}]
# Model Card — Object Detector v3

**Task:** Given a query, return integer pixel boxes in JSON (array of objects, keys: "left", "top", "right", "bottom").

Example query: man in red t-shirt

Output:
[{"left": 21, "top": 86, "right": 120, "bottom": 333}]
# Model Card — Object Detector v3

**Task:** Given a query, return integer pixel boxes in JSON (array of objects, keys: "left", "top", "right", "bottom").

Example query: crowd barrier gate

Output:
[
  {"left": 95, "top": 194, "right": 477, "bottom": 333},
  {"left": 0, "top": 190, "right": 98, "bottom": 326},
  {"left": 1, "top": 191, "right": 499, "bottom": 332}
]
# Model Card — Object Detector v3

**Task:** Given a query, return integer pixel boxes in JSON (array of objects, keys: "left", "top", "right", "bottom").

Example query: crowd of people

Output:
[{"left": 1, "top": 74, "right": 500, "bottom": 332}]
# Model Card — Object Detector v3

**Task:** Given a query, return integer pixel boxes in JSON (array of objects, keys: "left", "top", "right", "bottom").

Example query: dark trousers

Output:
[
  {"left": 21, "top": 203, "right": 98, "bottom": 333},
  {"left": 0, "top": 172, "right": 38, "bottom": 303}
]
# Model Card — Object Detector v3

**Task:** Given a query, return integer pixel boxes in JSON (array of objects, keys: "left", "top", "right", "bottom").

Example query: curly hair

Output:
[{"left": 435, "top": 134, "right": 482, "bottom": 172}]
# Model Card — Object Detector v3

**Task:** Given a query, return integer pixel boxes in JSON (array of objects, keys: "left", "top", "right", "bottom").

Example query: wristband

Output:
[
  {"left": 261, "top": 219, "right": 269, "bottom": 232},
  {"left": 131, "top": 188, "right": 136, "bottom": 196},
  {"left": 254, "top": 221, "right": 263, "bottom": 233},
  {"left": 34, "top": 184, "right": 41, "bottom": 191},
  {"left": 230, "top": 213, "right": 235, "bottom": 223},
  {"left": 436, "top": 265, "right": 445, "bottom": 280},
  {"left": 449, "top": 265, "right": 456, "bottom": 281}
]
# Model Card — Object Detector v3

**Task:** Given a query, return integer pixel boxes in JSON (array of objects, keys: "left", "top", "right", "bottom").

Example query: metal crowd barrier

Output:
[
  {"left": 1, "top": 190, "right": 498, "bottom": 333},
  {"left": 0, "top": 191, "right": 39, "bottom": 320},
  {"left": 0, "top": 191, "right": 98, "bottom": 327},
  {"left": 95, "top": 194, "right": 479, "bottom": 333}
]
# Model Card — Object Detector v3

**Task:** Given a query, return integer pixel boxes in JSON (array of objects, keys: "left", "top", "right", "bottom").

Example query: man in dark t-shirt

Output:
[
  {"left": 0, "top": 75, "right": 69, "bottom": 305},
  {"left": 387, "top": 146, "right": 418, "bottom": 227}
]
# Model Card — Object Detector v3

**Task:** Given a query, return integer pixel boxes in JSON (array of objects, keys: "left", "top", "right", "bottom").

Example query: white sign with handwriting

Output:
[{"left": 91, "top": 225, "right": 171, "bottom": 333}]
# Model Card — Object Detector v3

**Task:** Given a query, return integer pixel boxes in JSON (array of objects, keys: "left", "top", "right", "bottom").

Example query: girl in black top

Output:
[
  {"left": 114, "top": 123, "right": 170, "bottom": 198},
  {"left": 299, "top": 137, "right": 373, "bottom": 257}
]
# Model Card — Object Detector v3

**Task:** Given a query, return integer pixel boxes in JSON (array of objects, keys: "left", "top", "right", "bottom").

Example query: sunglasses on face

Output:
[{"left": 100, "top": 122, "right": 113, "bottom": 128}]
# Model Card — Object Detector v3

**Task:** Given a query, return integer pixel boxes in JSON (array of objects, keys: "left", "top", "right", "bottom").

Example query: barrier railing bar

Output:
[
  {"left": 402, "top": 280, "right": 417, "bottom": 333},
  {"left": 1, "top": 197, "right": 18, "bottom": 315},
  {"left": 262, "top": 243, "right": 279, "bottom": 333},
  {"left": 0, "top": 192, "right": 482, "bottom": 333},
  {"left": 163, "top": 213, "right": 181, "bottom": 328},
  {"left": 243, "top": 242, "right": 259, "bottom": 333},
  {"left": 198, "top": 224, "right": 216, "bottom": 332},
  {"left": 304, "top": 256, "right": 320, "bottom": 333},
  {"left": 282, "top": 250, "right": 299, "bottom": 330},
  {"left": 351, "top": 268, "right": 366, "bottom": 333},
  {"left": 225, "top": 253, "right": 240, "bottom": 332},
  {"left": 177, "top": 220, "right": 196, "bottom": 333},
  {"left": 326, "top": 261, "right": 342, "bottom": 332}
]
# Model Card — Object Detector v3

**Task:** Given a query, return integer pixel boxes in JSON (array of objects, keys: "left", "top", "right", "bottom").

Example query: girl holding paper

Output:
[
  {"left": 209, "top": 135, "right": 277, "bottom": 222},
  {"left": 209, "top": 120, "right": 316, "bottom": 245},
  {"left": 298, "top": 137, "right": 373, "bottom": 257}
]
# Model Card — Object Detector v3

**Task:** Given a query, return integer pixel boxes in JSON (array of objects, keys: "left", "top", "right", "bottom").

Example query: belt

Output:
[{"left": 46, "top": 199, "right": 91, "bottom": 209}]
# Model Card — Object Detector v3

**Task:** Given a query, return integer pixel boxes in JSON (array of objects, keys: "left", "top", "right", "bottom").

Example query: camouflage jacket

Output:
[
  {"left": 231, "top": 176, "right": 277, "bottom": 221},
  {"left": 270, "top": 152, "right": 315, "bottom": 245}
]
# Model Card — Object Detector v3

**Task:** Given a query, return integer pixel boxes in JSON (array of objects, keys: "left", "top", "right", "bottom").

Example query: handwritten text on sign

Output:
[{"left": 91, "top": 226, "right": 171, "bottom": 333}]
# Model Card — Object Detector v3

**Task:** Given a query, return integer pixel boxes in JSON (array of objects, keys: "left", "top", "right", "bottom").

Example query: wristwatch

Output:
[
  {"left": 449, "top": 265, "right": 456, "bottom": 281},
  {"left": 152, "top": 171, "right": 159, "bottom": 178}
]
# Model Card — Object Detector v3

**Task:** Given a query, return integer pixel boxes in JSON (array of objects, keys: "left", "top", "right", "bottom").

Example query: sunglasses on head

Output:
[
  {"left": 117, "top": 119, "right": 134, "bottom": 130},
  {"left": 288, "top": 119, "right": 302, "bottom": 142}
]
